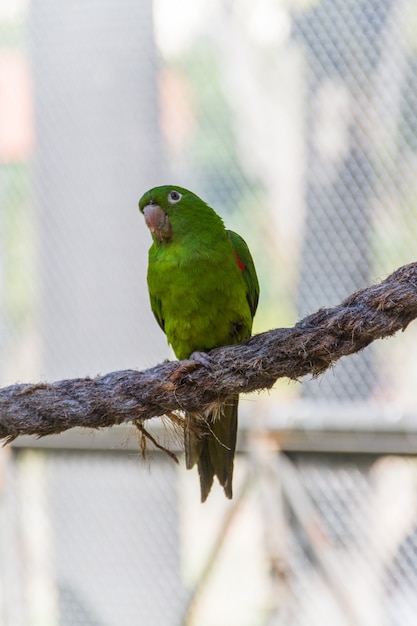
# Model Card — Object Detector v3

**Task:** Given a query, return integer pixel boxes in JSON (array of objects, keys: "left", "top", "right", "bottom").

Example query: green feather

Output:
[
  {"left": 227, "top": 230, "right": 259, "bottom": 318},
  {"left": 139, "top": 185, "right": 259, "bottom": 501}
]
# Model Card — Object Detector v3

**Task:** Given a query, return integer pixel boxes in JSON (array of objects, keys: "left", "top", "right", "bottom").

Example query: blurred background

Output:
[{"left": 1, "top": 0, "right": 417, "bottom": 624}]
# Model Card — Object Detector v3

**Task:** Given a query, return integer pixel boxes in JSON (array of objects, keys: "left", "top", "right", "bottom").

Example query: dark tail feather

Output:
[
  {"left": 197, "top": 441, "right": 215, "bottom": 502},
  {"left": 184, "top": 396, "right": 238, "bottom": 502}
]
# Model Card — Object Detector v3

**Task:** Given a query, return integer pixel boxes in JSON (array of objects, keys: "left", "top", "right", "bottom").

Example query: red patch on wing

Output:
[{"left": 234, "top": 251, "right": 245, "bottom": 273}]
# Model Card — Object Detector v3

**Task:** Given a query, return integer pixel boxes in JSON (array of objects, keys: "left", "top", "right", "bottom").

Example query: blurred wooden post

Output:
[{"left": 31, "top": 0, "right": 168, "bottom": 380}]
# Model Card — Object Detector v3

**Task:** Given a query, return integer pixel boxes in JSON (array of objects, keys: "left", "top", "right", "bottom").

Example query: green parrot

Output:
[{"left": 139, "top": 185, "right": 259, "bottom": 502}]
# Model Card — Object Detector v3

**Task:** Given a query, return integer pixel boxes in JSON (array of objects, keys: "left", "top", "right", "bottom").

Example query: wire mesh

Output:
[
  {"left": 280, "top": 453, "right": 417, "bottom": 626},
  {"left": 0, "top": 448, "right": 185, "bottom": 626}
]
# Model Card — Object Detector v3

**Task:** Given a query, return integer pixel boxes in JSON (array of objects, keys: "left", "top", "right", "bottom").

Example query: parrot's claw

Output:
[
  {"left": 169, "top": 352, "right": 211, "bottom": 383},
  {"left": 189, "top": 351, "right": 212, "bottom": 368}
]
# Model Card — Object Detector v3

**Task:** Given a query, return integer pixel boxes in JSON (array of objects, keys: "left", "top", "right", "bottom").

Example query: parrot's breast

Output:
[{"left": 147, "top": 241, "right": 252, "bottom": 360}]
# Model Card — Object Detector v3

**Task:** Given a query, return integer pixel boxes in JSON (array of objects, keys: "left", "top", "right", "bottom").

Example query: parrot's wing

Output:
[
  {"left": 149, "top": 293, "right": 165, "bottom": 332},
  {"left": 227, "top": 230, "right": 259, "bottom": 318}
]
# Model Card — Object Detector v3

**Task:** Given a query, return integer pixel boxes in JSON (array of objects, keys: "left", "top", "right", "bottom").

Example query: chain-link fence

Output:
[{"left": 1, "top": 0, "right": 417, "bottom": 623}]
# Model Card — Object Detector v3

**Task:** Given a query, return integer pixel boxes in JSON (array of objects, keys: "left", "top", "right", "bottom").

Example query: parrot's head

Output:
[{"left": 139, "top": 185, "right": 223, "bottom": 243}]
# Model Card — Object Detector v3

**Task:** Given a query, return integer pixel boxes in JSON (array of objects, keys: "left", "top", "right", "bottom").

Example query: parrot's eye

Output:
[{"left": 168, "top": 190, "right": 182, "bottom": 204}]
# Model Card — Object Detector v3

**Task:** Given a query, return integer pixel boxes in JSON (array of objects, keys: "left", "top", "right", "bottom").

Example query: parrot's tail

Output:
[{"left": 184, "top": 395, "right": 238, "bottom": 502}]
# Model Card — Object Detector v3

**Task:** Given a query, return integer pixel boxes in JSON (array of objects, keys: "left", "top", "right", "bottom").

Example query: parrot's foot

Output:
[
  {"left": 169, "top": 351, "right": 211, "bottom": 383},
  {"left": 189, "top": 351, "right": 211, "bottom": 368}
]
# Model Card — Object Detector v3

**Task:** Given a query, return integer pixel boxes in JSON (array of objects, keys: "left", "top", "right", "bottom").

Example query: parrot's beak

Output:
[{"left": 143, "top": 204, "right": 172, "bottom": 242}]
